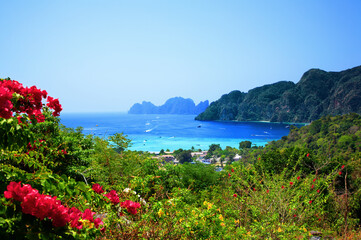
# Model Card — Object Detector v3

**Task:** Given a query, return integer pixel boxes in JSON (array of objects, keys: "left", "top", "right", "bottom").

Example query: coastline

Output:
[{"left": 196, "top": 118, "right": 309, "bottom": 126}]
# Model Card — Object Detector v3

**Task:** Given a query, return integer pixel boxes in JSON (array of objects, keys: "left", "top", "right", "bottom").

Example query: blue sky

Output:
[{"left": 1, "top": 1, "right": 361, "bottom": 113}]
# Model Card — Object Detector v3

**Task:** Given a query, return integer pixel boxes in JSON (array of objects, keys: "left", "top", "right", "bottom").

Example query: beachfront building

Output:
[
  {"left": 233, "top": 154, "right": 242, "bottom": 161},
  {"left": 192, "top": 151, "right": 208, "bottom": 161},
  {"left": 161, "top": 155, "right": 175, "bottom": 163}
]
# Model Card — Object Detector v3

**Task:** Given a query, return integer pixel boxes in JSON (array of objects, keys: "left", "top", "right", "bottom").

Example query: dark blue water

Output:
[{"left": 60, "top": 113, "right": 304, "bottom": 152}]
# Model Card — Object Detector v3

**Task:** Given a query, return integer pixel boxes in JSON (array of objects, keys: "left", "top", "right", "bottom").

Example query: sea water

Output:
[{"left": 60, "top": 113, "right": 304, "bottom": 152}]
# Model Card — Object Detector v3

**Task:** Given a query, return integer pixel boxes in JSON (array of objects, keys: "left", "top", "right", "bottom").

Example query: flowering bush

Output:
[
  {"left": 4, "top": 182, "right": 103, "bottom": 229},
  {"left": 1, "top": 78, "right": 361, "bottom": 239},
  {"left": 0, "top": 78, "right": 62, "bottom": 121}
]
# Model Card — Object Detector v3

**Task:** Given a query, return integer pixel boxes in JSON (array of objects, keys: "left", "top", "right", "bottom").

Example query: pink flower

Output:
[
  {"left": 82, "top": 208, "right": 95, "bottom": 222},
  {"left": 49, "top": 204, "right": 70, "bottom": 227},
  {"left": 4, "top": 182, "right": 35, "bottom": 202},
  {"left": 228, "top": 173, "right": 231, "bottom": 177},
  {"left": 233, "top": 193, "right": 237, "bottom": 197},
  {"left": 92, "top": 183, "right": 104, "bottom": 194},
  {"left": 104, "top": 190, "right": 119, "bottom": 205},
  {"left": 120, "top": 200, "right": 141, "bottom": 215},
  {"left": 94, "top": 218, "right": 104, "bottom": 228}
]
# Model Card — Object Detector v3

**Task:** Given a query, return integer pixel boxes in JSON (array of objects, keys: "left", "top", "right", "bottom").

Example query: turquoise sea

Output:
[{"left": 60, "top": 113, "right": 304, "bottom": 152}]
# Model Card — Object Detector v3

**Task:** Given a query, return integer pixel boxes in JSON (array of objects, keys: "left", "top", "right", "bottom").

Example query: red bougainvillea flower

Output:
[
  {"left": 309, "top": 200, "right": 312, "bottom": 204},
  {"left": 231, "top": 169, "right": 234, "bottom": 172},
  {"left": 290, "top": 182, "right": 293, "bottom": 186},
  {"left": 297, "top": 176, "right": 300, "bottom": 180},
  {"left": 4, "top": 182, "right": 35, "bottom": 202},
  {"left": 339, "top": 171, "right": 342, "bottom": 175},
  {"left": 313, "top": 178, "right": 316, "bottom": 182},
  {"left": 281, "top": 186, "right": 285, "bottom": 189},
  {"left": 17, "top": 116, "right": 23, "bottom": 124},
  {"left": 233, "top": 193, "right": 237, "bottom": 197},
  {"left": 317, "top": 189, "right": 320, "bottom": 193},
  {"left": 92, "top": 183, "right": 105, "bottom": 194},
  {"left": 3, "top": 182, "right": 103, "bottom": 229},
  {"left": 311, "top": 184, "right": 314, "bottom": 189},
  {"left": 228, "top": 173, "right": 231, "bottom": 177},
  {"left": 1, "top": 78, "right": 62, "bottom": 120},
  {"left": 94, "top": 217, "right": 104, "bottom": 228},
  {"left": 293, "top": 214, "right": 297, "bottom": 217},
  {"left": 341, "top": 165, "right": 345, "bottom": 169},
  {"left": 0, "top": 85, "right": 14, "bottom": 118},
  {"left": 69, "top": 207, "right": 83, "bottom": 229},
  {"left": 306, "top": 153, "right": 310, "bottom": 157},
  {"left": 46, "top": 96, "right": 63, "bottom": 117},
  {"left": 70, "top": 218, "right": 83, "bottom": 230},
  {"left": 82, "top": 208, "right": 95, "bottom": 222},
  {"left": 120, "top": 200, "right": 141, "bottom": 215},
  {"left": 266, "top": 189, "right": 269, "bottom": 193},
  {"left": 104, "top": 190, "right": 120, "bottom": 205},
  {"left": 253, "top": 188, "right": 256, "bottom": 192},
  {"left": 49, "top": 204, "right": 70, "bottom": 227}
]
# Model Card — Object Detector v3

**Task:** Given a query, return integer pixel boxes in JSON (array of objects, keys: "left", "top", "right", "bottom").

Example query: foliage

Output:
[
  {"left": 2, "top": 77, "right": 361, "bottom": 239},
  {"left": 239, "top": 140, "right": 252, "bottom": 149},
  {"left": 173, "top": 149, "right": 192, "bottom": 164},
  {"left": 196, "top": 65, "right": 361, "bottom": 122}
]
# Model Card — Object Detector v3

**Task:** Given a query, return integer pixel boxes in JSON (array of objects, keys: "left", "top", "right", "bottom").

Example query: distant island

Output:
[
  {"left": 196, "top": 65, "right": 361, "bottom": 123},
  {"left": 128, "top": 97, "right": 209, "bottom": 115}
]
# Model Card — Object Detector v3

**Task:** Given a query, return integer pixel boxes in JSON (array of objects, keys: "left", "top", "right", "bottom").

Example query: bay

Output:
[{"left": 60, "top": 113, "right": 304, "bottom": 152}]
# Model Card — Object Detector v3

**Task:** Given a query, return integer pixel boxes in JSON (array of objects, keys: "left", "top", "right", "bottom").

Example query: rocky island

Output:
[{"left": 129, "top": 97, "right": 209, "bottom": 115}]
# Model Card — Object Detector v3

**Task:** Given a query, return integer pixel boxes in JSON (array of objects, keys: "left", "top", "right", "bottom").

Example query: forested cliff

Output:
[{"left": 196, "top": 65, "right": 361, "bottom": 122}]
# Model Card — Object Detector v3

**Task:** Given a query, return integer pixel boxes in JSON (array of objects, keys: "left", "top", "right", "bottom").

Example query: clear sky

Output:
[{"left": 1, "top": 1, "right": 361, "bottom": 113}]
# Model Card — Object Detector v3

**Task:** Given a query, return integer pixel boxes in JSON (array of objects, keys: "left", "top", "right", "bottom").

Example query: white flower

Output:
[
  {"left": 139, "top": 197, "right": 147, "bottom": 206},
  {"left": 123, "top": 188, "right": 132, "bottom": 193}
]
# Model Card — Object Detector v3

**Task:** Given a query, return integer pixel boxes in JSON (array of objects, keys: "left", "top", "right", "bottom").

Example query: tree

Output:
[
  {"left": 206, "top": 144, "right": 222, "bottom": 158},
  {"left": 239, "top": 140, "right": 252, "bottom": 149},
  {"left": 175, "top": 149, "right": 192, "bottom": 164}
]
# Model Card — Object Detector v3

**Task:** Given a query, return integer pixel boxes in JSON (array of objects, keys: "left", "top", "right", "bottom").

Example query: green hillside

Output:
[
  {"left": 196, "top": 65, "right": 361, "bottom": 122},
  {"left": 2, "top": 77, "right": 361, "bottom": 239}
]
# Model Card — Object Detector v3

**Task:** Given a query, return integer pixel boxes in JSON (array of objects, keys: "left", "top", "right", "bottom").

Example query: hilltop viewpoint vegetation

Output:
[{"left": 1, "top": 77, "right": 361, "bottom": 239}]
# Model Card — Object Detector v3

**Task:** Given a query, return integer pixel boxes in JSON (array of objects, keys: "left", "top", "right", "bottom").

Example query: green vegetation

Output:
[
  {"left": 2, "top": 77, "right": 361, "bottom": 239},
  {"left": 196, "top": 65, "right": 361, "bottom": 122},
  {"left": 173, "top": 148, "right": 193, "bottom": 164}
]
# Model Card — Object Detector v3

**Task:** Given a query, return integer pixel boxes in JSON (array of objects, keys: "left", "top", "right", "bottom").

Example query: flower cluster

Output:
[
  {"left": 104, "top": 190, "right": 120, "bottom": 205},
  {"left": 0, "top": 78, "right": 62, "bottom": 120},
  {"left": 92, "top": 184, "right": 141, "bottom": 215},
  {"left": 92, "top": 183, "right": 105, "bottom": 194},
  {"left": 4, "top": 182, "right": 103, "bottom": 229},
  {"left": 120, "top": 200, "right": 141, "bottom": 215}
]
